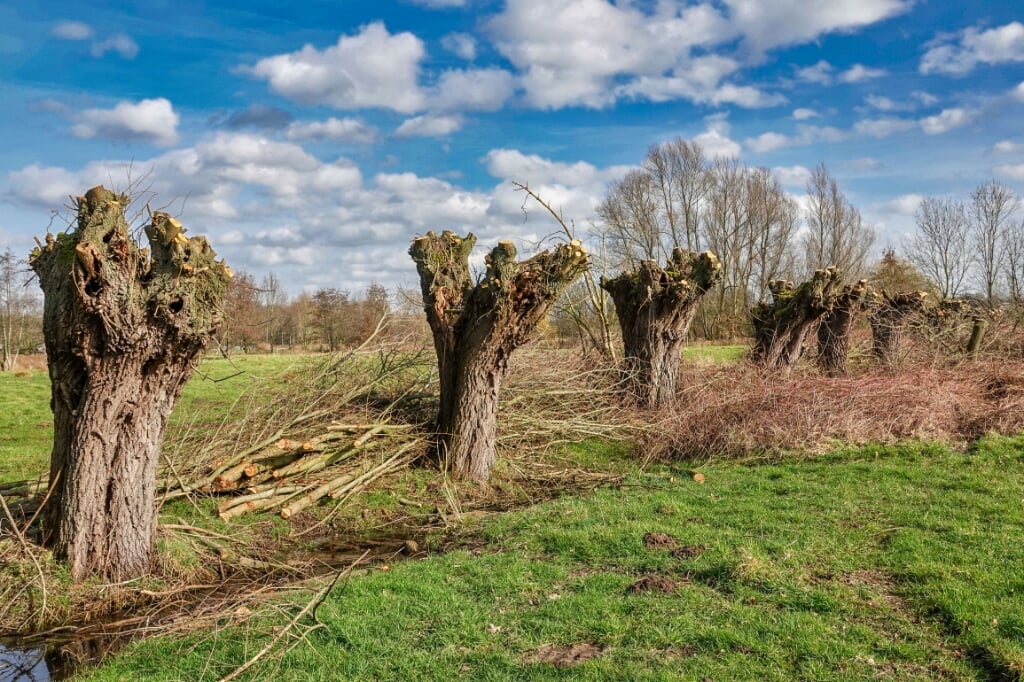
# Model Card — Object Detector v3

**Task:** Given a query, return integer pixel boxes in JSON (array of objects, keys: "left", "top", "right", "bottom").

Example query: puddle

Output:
[{"left": 0, "top": 643, "right": 51, "bottom": 682}]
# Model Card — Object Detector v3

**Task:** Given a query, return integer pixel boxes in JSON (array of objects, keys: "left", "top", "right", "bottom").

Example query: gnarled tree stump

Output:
[
  {"left": 816, "top": 279, "right": 868, "bottom": 376},
  {"left": 601, "top": 249, "right": 721, "bottom": 407},
  {"left": 867, "top": 291, "right": 929, "bottom": 366},
  {"left": 30, "top": 186, "right": 232, "bottom": 581},
  {"left": 410, "top": 231, "right": 588, "bottom": 482},
  {"left": 750, "top": 268, "right": 842, "bottom": 369}
]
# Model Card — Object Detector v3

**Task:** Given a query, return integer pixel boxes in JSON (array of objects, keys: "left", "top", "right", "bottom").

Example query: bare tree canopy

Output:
[
  {"left": 905, "top": 196, "right": 971, "bottom": 300},
  {"left": 0, "top": 247, "right": 37, "bottom": 372},
  {"left": 970, "top": 180, "right": 1018, "bottom": 306},
  {"left": 802, "top": 164, "right": 875, "bottom": 281}
]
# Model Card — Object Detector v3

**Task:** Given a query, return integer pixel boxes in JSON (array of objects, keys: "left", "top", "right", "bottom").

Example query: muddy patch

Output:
[
  {"left": 524, "top": 642, "right": 604, "bottom": 668},
  {"left": 643, "top": 532, "right": 679, "bottom": 550},
  {"left": 626, "top": 575, "right": 683, "bottom": 595},
  {"left": 671, "top": 544, "right": 706, "bottom": 560}
]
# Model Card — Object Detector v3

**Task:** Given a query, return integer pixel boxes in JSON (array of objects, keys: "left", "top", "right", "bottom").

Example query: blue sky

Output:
[{"left": 1, "top": 0, "right": 1023, "bottom": 294}]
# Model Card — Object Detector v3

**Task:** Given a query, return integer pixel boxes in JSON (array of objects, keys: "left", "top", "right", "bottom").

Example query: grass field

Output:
[{"left": 84, "top": 437, "right": 1024, "bottom": 681}]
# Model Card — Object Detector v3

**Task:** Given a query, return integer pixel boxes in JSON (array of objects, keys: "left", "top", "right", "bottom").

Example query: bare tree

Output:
[
  {"left": 31, "top": 186, "right": 232, "bottom": 581},
  {"left": 750, "top": 268, "right": 843, "bottom": 370},
  {"left": 970, "top": 180, "right": 1018, "bottom": 306},
  {"left": 802, "top": 164, "right": 875, "bottom": 280},
  {"left": 1006, "top": 219, "right": 1024, "bottom": 306},
  {"left": 905, "top": 197, "right": 971, "bottom": 299},
  {"left": 0, "top": 248, "right": 35, "bottom": 371}
]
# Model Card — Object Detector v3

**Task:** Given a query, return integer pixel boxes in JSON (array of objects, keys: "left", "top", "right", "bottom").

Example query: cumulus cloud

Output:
[
  {"left": 744, "top": 124, "right": 845, "bottom": 152},
  {"left": 793, "top": 107, "right": 820, "bottom": 119},
  {"left": 994, "top": 140, "right": 1024, "bottom": 154},
  {"left": 920, "top": 21, "right": 1024, "bottom": 75},
  {"left": 1014, "top": 82, "right": 1024, "bottom": 101},
  {"left": 407, "top": 0, "right": 468, "bottom": 7},
  {"left": 723, "top": 0, "right": 911, "bottom": 53},
  {"left": 843, "top": 157, "right": 885, "bottom": 172},
  {"left": 394, "top": 114, "right": 463, "bottom": 137},
  {"left": 248, "top": 23, "right": 426, "bottom": 113},
  {"left": 440, "top": 32, "right": 477, "bottom": 60},
  {"left": 90, "top": 34, "right": 139, "bottom": 59},
  {"left": 795, "top": 60, "right": 834, "bottom": 84},
  {"left": 839, "top": 63, "right": 887, "bottom": 82},
  {"left": 2, "top": 137, "right": 633, "bottom": 294},
  {"left": 51, "top": 20, "right": 94, "bottom": 40},
  {"left": 854, "top": 116, "right": 916, "bottom": 138},
  {"left": 772, "top": 165, "right": 812, "bottom": 186},
  {"left": 71, "top": 98, "right": 180, "bottom": 146},
  {"left": 919, "top": 107, "right": 978, "bottom": 135},
  {"left": 995, "top": 164, "right": 1024, "bottom": 180},
  {"left": 285, "top": 117, "right": 377, "bottom": 143},
  {"left": 882, "top": 193, "right": 924, "bottom": 216},
  {"left": 430, "top": 68, "right": 516, "bottom": 112}
]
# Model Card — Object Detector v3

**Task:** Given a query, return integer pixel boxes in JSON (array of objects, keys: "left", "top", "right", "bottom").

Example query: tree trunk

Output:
[
  {"left": 410, "top": 231, "right": 588, "bottom": 482},
  {"left": 30, "top": 186, "right": 232, "bottom": 581},
  {"left": 966, "top": 316, "right": 988, "bottom": 359},
  {"left": 750, "top": 268, "right": 842, "bottom": 370},
  {"left": 816, "top": 280, "right": 868, "bottom": 376},
  {"left": 602, "top": 249, "right": 721, "bottom": 407},
  {"left": 867, "top": 291, "right": 928, "bottom": 366}
]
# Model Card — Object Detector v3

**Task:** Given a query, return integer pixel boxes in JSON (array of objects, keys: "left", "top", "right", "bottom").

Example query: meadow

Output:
[{"left": 2, "top": 348, "right": 1023, "bottom": 681}]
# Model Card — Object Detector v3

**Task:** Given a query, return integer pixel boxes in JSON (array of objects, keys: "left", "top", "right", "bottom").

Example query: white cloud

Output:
[
  {"left": 994, "top": 164, "right": 1024, "bottom": 181},
  {"left": 487, "top": 0, "right": 746, "bottom": 109},
  {"left": 912, "top": 90, "right": 939, "bottom": 106},
  {"left": 430, "top": 68, "right": 516, "bottom": 112},
  {"left": 90, "top": 34, "right": 139, "bottom": 59},
  {"left": 795, "top": 60, "right": 833, "bottom": 84},
  {"left": 71, "top": 98, "right": 180, "bottom": 146},
  {"left": 4, "top": 164, "right": 80, "bottom": 207},
  {"left": 744, "top": 124, "right": 845, "bottom": 152},
  {"left": 854, "top": 116, "right": 915, "bottom": 138},
  {"left": 882, "top": 193, "right": 924, "bottom": 216},
  {"left": 792, "top": 107, "right": 820, "bottom": 120},
  {"left": 248, "top": 23, "right": 426, "bottom": 113},
  {"left": 440, "top": 32, "right": 477, "bottom": 60},
  {"left": 51, "top": 20, "right": 94, "bottom": 40},
  {"left": 994, "top": 140, "right": 1024, "bottom": 154},
  {"left": 724, "top": 0, "right": 911, "bottom": 53},
  {"left": 394, "top": 114, "right": 463, "bottom": 137},
  {"left": 920, "top": 21, "right": 1024, "bottom": 75},
  {"left": 285, "top": 117, "right": 377, "bottom": 144},
  {"left": 839, "top": 63, "right": 887, "bottom": 83},
  {"left": 693, "top": 121, "right": 742, "bottom": 158},
  {"left": 1013, "top": 82, "right": 1024, "bottom": 101},
  {"left": 844, "top": 157, "right": 885, "bottom": 172},
  {"left": 772, "top": 165, "right": 812, "bottom": 186},
  {"left": 919, "top": 107, "right": 978, "bottom": 135}
]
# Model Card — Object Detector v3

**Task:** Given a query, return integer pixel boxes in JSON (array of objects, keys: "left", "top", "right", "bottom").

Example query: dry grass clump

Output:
[{"left": 646, "top": 360, "right": 1024, "bottom": 463}]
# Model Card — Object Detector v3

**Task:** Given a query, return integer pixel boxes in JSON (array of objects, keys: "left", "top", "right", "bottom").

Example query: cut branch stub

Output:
[
  {"left": 410, "top": 231, "right": 589, "bottom": 481},
  {"left": 601, "top": 249, "right": 722, "bottom": 407},
  {"left": 816, "top": 279, "right": 868, "bottom": 376},
  {"left": 750, "top": 267, "right": 843, "bottom": 369},
  {"left": 30, "top": 185, "right": 232, "bottom": 581}
]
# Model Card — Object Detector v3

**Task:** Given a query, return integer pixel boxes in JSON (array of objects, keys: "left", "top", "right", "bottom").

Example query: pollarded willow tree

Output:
[
  {"left": 601, "top": 248, "right": 721, "bottom": 407},
  {"left": 815, "top": 279, "right": 868, "bottom": 376},
  {"left": 867, "top": 291, "right": 929, "bottom": 366},
  {"left": 30, "top": 186, "right": 232, "bottom": 581},
  {"left": 750, "top": 267, "right": 842, "bottom": 369},
  {"left": 410, "top": 231, "right": 589, "bottom": 482}
]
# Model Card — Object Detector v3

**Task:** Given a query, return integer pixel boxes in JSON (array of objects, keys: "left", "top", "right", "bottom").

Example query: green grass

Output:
[
  {"left": 0, "top": 353, "right": 320, "bottom": 483},
  {"left": 85, "top": 436, "right": 1024, "bottom": 681},
  {"left": 683, "top": 343, "right": 747, "bottom": 363}
]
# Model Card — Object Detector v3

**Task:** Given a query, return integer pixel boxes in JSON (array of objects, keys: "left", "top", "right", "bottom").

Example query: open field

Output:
[
  {"left": 3, "top": 347, "right": 1024, "bottom": 681},
  {"left": 84, "top": 437, "right": 1024, "bottom": 681}
]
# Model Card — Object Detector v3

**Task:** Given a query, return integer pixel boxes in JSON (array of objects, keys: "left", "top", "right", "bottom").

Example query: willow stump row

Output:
[
  {"left": 750, "top": 268, "right": 842, "bottom": 370},
  {"left": 410, "top": 231, "right": 588, "bottom": 482},
  {"left": 30, "top": 186, "right": 232, "bottom": 581},
  {"left": 601, "top": 249, "right": 721, "bottom": 407},
  {"left": 815, "top": 279, "right": 868, "bottom": 376}
]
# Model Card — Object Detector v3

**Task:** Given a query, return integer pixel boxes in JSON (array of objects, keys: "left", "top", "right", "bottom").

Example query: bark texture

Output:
[
  {"left": 30, "top": 186, "right": 232, "bottom": 581},
  {"left": 815, "top": 279, "right": 868, "bottom": 376},
  {"left": 410, "top": 231, "right": 588, "bottom": 482},
  {"left": 750, "top": 267, "right": 842, "bottom": 369},
  {"left": 867, "top": 291, "right": 929, "bottom": 366},
  {"left": 601, "top": 249, "right": 722, "bottom": 407}
]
